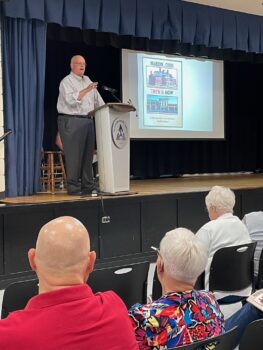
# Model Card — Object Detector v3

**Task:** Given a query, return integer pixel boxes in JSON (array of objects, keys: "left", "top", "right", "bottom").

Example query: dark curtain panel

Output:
[
  {"left": 2, "top": 18, "right": 47, "bottom": 196},
  {"left": 4, "top": 0, "right": 263, "bottom": 54},
  {"left": 47, "top": 24, "right": 263, "bottom": 64}
]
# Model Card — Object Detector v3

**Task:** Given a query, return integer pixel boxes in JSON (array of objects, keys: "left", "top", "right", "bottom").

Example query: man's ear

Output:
[
  {"left": 87, "top": 251, "right": 96, "bottom": 274},
  {"left": 28, "top": 248, "right": 37, "bottom": 271}
]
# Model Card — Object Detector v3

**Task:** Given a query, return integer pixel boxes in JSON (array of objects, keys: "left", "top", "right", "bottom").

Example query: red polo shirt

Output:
[{"left": 0, "top": 284, "right": 139, "bottom": 350}]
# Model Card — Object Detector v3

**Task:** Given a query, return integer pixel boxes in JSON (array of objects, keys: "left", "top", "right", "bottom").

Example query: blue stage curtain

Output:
[
  {"left": 2, "top": 18, "right": 47, "bottom": 196},
  {"left": 3, "top": 0, "right": 263, "bottom": 54}
]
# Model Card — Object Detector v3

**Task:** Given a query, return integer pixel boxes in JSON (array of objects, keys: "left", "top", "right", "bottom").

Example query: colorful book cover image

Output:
[{"left": 142, "top": 57, "right": 183, "bottom": 129}]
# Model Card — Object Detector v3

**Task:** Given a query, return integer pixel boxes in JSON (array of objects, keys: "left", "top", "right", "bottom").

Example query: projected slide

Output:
[{"left": 122, "top": 49, "right": 224, "bottom": 139}]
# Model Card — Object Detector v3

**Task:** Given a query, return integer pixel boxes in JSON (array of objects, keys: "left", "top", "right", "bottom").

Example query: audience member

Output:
[
  {"left": 129, "top": 228, "right": 224, "bottom": 349},
  {"left": 0, "top": 216, "right": 138, "bottom": 350},
  {"left": 196, "top": 185, "right": 251, "bottom": 299},
  {"left": 243, "top": 211, "right": 263, "bottom": 279}
]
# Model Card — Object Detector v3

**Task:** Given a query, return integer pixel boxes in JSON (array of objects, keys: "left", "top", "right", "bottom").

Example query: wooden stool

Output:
[{"left": 40, "top": 151, "right": 67, "bottom": 193}]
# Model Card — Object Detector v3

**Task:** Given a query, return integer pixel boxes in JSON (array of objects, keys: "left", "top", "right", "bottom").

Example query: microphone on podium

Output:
[
  {"left": 100, "top": 85, "right": 121, "bottom": 103},
  {"left": 101, "top": 85, "right": 117, "bottom": 93}
]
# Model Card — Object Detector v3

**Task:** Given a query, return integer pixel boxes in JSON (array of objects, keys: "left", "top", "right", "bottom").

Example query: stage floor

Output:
[{"left": 2, "top": 173, "right": 263, "bottom": 204}]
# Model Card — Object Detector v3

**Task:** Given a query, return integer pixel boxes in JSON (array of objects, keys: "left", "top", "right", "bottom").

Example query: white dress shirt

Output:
[
  {"left": 196, "top": 213, "right": 252, "bottom": 299},
  {"left": 57, "top": 72, "right": 104, "bottom": 115}
]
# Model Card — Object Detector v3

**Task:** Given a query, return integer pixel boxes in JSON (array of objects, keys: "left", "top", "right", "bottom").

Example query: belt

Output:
[{"left": 59, "top": 114, "right": 93, "bottom": 119}]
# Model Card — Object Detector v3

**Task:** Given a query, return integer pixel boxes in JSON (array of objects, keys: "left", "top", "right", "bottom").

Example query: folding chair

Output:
[
  {"left": 209, "top": 242, "right": 256, "bottom": 303},
  {"left": 174, "top": 326, "right": 238, "bottom": 350},
  {"left": 239, "top": 319, "right": 263, "bottom": 350},
  {"left": 88, "top": 261, "right": 150, "bottom": 307},
  {"left": 1, "top": 279, "right": 39, "bottom": 319},
  {"left": 256, "top": 248, "right": 263, "bottom": 289}
]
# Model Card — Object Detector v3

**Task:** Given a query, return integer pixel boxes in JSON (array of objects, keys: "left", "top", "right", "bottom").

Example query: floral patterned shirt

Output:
[{"left": 128, "top": 290, "right": 224, "bottom": 349}]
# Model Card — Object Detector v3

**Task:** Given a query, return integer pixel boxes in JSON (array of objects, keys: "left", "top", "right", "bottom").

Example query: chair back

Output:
[
  {"left": 209, "top": 242, "right": 256, "bottom": 292},
  {"left": 256, "top": 248, "right": 263, "bottom": 289},
  {"left": 145, "top": 262, "right": 162, "bottom": 302},
  {"left": 173, "top": 326, "right": 238, "bottom": 350},
  {"left": 1, "top": 279, "right": 39, "bottom": 319},
  {"left": 239, "top": 319, "right": 263, "bottom": 350},
  {"left": 88, "top": 261, "right": 150, "bottom": 307}
]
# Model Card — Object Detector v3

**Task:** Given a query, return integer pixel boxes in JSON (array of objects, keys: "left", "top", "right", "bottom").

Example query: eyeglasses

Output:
[
  {"left": 151, "top": 246, "right": 161, "bottom": 256},
  {"left": 74, "top": 62, "right": 87, "bottom": 66},
  {"left": 151, "top": 246, "right": 164, "bottom": 268}
]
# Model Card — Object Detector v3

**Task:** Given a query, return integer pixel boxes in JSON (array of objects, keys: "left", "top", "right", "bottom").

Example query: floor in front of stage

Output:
[{"left": 1, "top": 172, "right": 263, "bottom": 204}]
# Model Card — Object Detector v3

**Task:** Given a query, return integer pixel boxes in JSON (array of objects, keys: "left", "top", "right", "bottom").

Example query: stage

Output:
[
  {"left": 2, "top": 172, "right": 263, "bottom": 204},
  {"left": 0, "top": 172, "right": 263, "bottom": 288}
]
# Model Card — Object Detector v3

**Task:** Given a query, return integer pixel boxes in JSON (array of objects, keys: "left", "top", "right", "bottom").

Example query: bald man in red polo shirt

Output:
[{"left": 0, "top": 216, "right": 138, "bottom": 350}]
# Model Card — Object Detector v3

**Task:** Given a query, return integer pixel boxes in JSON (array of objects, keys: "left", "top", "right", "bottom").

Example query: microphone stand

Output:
[
  {"left": 110, "top": 91, "right": 122, "bottom": 103},
  {"left": 101, "top": 86, "right": 122, "bottom": 103},
  {"left": 0, "top": 130, "right": 12, "bottom": 142}
]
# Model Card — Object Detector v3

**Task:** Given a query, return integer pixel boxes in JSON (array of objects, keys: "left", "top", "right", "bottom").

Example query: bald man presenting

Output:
[
  {"left": 0, "top": 217, "right": 138, "bottom": 350},
  {"left": 57, "top": 55, "right": 104, "bottom": 195}
]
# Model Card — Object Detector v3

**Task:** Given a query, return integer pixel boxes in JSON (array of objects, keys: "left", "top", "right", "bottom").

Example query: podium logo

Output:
[{"left": 111, "top": 118, "right": 129, "bottom": 149}]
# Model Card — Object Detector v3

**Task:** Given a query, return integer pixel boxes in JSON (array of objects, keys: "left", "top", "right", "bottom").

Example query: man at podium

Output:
[{"left": 57, "top": 55, "right": 104, "bottom": 195}]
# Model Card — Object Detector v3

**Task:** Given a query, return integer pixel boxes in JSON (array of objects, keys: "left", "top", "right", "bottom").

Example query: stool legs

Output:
[
  {"left": 58, "top": 152, "right": 67, "bottom": 186},
  {"left": 40, "top": 151, "right": 67, "bottom": 193},
  {"left": 50, "top": 152, "right": 54, "bottom": 193}
]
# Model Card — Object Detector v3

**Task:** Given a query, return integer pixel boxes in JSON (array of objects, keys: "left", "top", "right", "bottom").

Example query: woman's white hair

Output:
[
  {"left": 205, "top": 185, "right": 235, "bottom": 214},
  {"left": 159, "top": 228, "right": 208, "bottom": 284}
]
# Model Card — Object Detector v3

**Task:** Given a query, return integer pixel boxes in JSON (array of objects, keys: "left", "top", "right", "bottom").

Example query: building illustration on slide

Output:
[
  {"left": 148, "top": 68, "right": 177, "bottom": 89},
  {"left": 147, "top": 95, "right": 178, "bottom": 114}
]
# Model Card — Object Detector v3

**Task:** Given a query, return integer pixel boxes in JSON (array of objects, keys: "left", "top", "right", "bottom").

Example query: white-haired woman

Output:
[
  {"left": 129, "top": 228, "right": 224, "bottom": 349},
  {"left": 196, "top": 186, "right": 251, "bottom": 299}
]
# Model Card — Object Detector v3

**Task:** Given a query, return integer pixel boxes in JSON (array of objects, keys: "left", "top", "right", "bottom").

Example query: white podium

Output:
[{"left": 93, "top": 103, "right": 136, "bottom": 193}]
